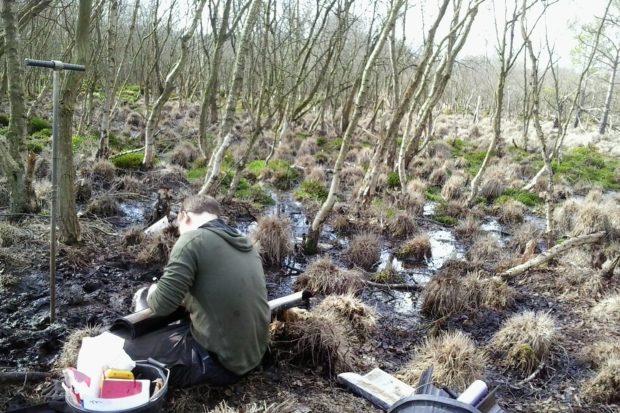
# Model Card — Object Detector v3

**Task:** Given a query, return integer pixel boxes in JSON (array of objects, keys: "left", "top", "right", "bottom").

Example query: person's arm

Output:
[{"left": 147, "top": 233, "right": 200, "bottom": 315}]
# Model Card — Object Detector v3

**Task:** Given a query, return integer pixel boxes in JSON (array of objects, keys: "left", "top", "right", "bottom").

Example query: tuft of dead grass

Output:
[
  {"left": 591, "top": 294, "right": 620, "bottom": 323},
  {"left": 479, "top": 170, "right": 505, "bottom": 200},
  {"left": 307, "top": 166, "right": 326, "bottom": 182},
  {"left": 0, "top": 222, "right": 27, "bottom": 247},
  {"left": 87, "top": 195, "right": 121, "bottom": 217},
  {"left": 270, "top": 311, "right": 352, "bottom": 375},
  {"left": 115, "top": 175, "right": 143, "bottom": 194},
  {"left": 251, "top": 215, "right": 293, "bottom": 267},
  {"left": 490, "top": 311, "right": 557, "bottom": 375},
  {"left": 509, "top": 222, "right": 542, "bottom": 253},
  {"left": 57, "top": 325, "right": 104, "bottom": 368},
  {"left": 75, "top": 178, "right": 93, "bottom": 203},
  {"left": 395, "top": 235, "right": 432, "bottom": 262},
  {"left": 429, "top": 166, "right": 448, "bottom": 187},
  {"left": 346, "top": 233, "right": 381, "bottom": 271},
  {"left": 553, "top": 199, "right": 580, "bottom": 235},
  {"left": 421, "top": 272, "right": 514, "bottom": 319},
  {"left": 441, "top": 174, "right": 468, "bottom": 200},
  {"left": 585, "top": 341, "right": 620, "bottom": 368},
  {"left": 398, "top": 330, "right": 487, "bottom": 392},
  {"left": 386, "top": 212, "right": 417, "bottom": 239},
  {"left": 455, "top": 216, "right": 481, "bottom": 242},
  {"left": 571, "top": 202, "right": 613, "bottom": 239},
  {"left": 135, "top": 228, "right": 178, "bottom": 266},
  {"left": 313, "top": 294, "right": 377, "bottom": 340},
  {"left": 122, "top": 226, "right": 146, "bottom": 248},
  {"left": 582, "top": 357, "right": 620, "bottom": 403},
  {"left": 170, "top": 141, "right": 199, "bottom": 168},
  {"left": 208, "top": 398, "right": 297, "bottom": 413},
  {"left": 467, "top": 234, "right": 502, "bottom": 264},
  {"left": 497, "top": 200, "right": 525, "bottom": 225},
  {"left": 91, "top": 160, "right": 116, "bottom": 188},
  {"left": 0, "top": 271, "right": 19, "bottom": 291},
  {"left": 296, "top": 256, "right": 364, "bottom": 295},
  {"left": 341, "top": 165, "right": 365, "bottom": 187}
]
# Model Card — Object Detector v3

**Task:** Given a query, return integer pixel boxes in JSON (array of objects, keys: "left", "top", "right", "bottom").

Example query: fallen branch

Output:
[
  {"left": 517, "top": 361, "right": 545, "bottom": 386},
  {"left": 109, "top": 147, "right": 145, "bottom": 159},
  {"left": 0, "top": 371, "right": 51, "bottom": 383},
  {"left": 600, "top": 254, "right": 620, "bottom": 280},
  {"left": 500, "top": 231, "right": 606, "bottom": 280},
  {"left": 363, "top": 280, "right": 422, "bottom": 292}
]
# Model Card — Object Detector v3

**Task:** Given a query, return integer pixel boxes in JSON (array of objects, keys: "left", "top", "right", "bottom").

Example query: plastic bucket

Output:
[
  {"left": 65, "top": 359, "right": 169, "bottom": 413},
  {"left": 388, "top": 394, "right": 482, "bottom": 413}
]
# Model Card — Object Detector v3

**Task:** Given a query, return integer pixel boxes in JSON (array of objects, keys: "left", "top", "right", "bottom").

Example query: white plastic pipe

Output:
[{"left": 456, "top": 380, "right": 488, "bottom": 406}]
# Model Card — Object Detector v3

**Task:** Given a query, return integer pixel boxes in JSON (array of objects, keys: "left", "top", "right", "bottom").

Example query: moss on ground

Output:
[
  {"left": 72, "top": 134, "right": 97, "bottom": 152},
  {"left": 112, "top": 152, "right": 144, "bottom": 170},
  {"left": 552, "top": 146, "right": 619, "bottom": 190},
  {"left": 449, "top": 138, "right": 489, "bottom": 175},
  {"left": 247, "top": 159, "right": 299, "bottom": 189},
  {"left": 295, "top": 179, "right": 328, "bottom": 202},
  {"left": 435, "top": 215, "right": 458, "bottom": 226},
  {"left": 425, "top": 186, "right": 445, "bottom": 203},
  {"left": 30, "top": 117, "right": 51, "bottom": 132},
  {"left": 235, "top": 179, "right": 274, "bottom": 206},
  {"left": 495, "top": 189, "right": 542, "bottom": 207},
  {"left": 387, "top": 171, "right": 400, "bottom": 189},
  {"left": 187, "top": 166, "right": 207, "bottom": 181},
  {"left": 0, "top": 113, "right": 9, "bottom": 127},
  {"left": 119, "top": 84, "right": 141, "bottom": 105}
]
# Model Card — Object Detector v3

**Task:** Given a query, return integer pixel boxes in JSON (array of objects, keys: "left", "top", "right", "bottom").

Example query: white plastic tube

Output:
[{"left": 456, "top": 380, "right": 488, "bottom": 406}]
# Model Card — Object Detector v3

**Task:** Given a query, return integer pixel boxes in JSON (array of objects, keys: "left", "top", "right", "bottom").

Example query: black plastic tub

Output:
[
  {"left": 66, "top": 359, "right": 169, "bottom": 413},
  {"left": 389, "top": 395, "right": 482, "bottom": 413}
]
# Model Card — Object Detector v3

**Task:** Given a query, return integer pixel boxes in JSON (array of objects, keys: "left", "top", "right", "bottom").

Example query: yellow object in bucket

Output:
[{"left": 104, "top": 369, "right": 134, "bottom": 380}]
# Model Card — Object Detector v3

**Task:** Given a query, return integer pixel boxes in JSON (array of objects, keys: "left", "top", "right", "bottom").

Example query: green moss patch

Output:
[
  {"left": 0, "top": 114, "right": 9, "bottom": 127},
  {"left": 496, "top": 189, "right": 541, "bottom": 207},
  {"left": 187, "top": 166, "right": 207, "bottom": 181},
  {"left": 72, "top": 134, "right": 97, "bottom": 152},
  {"left": 294, "top": 179, "right": 328, "bottom": 202},
  {"left": 111, "top": 152, "right": 144, "bottom": 170},
  {"left": 552, "top": 146, "right": 620, "bottom": 190},
  {"left": 246, "top": 159, "right": 299, "bottom": 190},
  {"left": 387, "top": 171, "right": 400, "bottom": 189},
  {"left": 425, "top": 186, "right": 445, "bottom": 203},
  {"left": 119, "top": 84, "right": 141, "bottom": 105},
  {"left": 30, "top": 117, "right": 51, "bottom": 132},
  {"left": 235, "top": 179, "right": 274, "bottom": 206},
  {"left": 435, "top": 215, "right": 458, "bottom": 226}
]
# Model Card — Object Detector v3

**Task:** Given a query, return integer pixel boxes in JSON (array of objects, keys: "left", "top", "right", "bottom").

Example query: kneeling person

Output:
[{"left": 125, "top": 194, "right": 270, "bottom": 387}]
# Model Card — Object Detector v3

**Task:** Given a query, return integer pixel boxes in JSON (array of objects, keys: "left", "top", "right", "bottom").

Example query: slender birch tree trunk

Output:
[
  {"left": 143, "top": 0, "right": 207, "bottom": 168},
  {"left": 57, "top": 0, "right": 92, "bottom": 244},
  {"left": 599, "top": 48, "right": 619, "bottom": 135},
  {"left": 0, "top": 0, "right": 37, "bottom": 213},
  {"left": 304, "top": 0, "right": 406, "bottom": 253},
  {"left": 199, "top": 0, "right": 263, "bottom": 195},
  {"left": 96, "top": 0, "right": 119, "bottom": 159}
]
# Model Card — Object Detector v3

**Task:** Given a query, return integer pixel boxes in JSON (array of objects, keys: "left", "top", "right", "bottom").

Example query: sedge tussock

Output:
[
  {"left": 398, "top": 330, "right": 487, "bottom": 392},
  {"left": 251, "top": 215, "right": 293, "bottom": 266}
]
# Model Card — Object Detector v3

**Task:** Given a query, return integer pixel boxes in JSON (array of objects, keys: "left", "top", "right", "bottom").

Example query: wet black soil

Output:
[{"left": 1, "top": 183, "right": 618, "bottom": 412}]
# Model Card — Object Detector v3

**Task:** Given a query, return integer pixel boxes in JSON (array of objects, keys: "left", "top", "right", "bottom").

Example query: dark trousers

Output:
[{"left": 122, "top": 322, "right": 240, "bottom": 388}]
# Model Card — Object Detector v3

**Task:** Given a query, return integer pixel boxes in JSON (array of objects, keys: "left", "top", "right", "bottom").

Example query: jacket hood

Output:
[{"left": 200, "top": 218, "right": 254, "bottom": 252}]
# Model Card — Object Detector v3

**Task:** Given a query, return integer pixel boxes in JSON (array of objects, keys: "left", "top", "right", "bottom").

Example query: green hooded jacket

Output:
[{"left": 147, "top": 219, "right": 270, "bottom": 375}]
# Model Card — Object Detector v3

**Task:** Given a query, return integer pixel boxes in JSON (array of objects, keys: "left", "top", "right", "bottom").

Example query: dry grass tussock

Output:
[
  {"left": 398, "top": 330, "right": 487, "bottom": 392},
  {"left": 490, "top": 311, "right": 557, "bottom": 375},
  {"left": 74, "top": 178, "right": 92, "bottom": 203},
  {"left": 296, "top": 256, "right": 364, "bottom": 295},
  {"left": 396, "top": 235, "right": 432, "bottom": 262},
  {"left": 332, "top": 213, "right": 352, "bottom": 234},
  {"left": 496, "top": 200, "right": 525, "bottom": 226},
  {"left": 0, "top": 222, "right": 28, "bottom": 248},
  {"left": 115, "top": 175, "right": 143, "bottom": 194},
  {"left": 509, "top": 222, "right": 542, "bottom": 253},
  {"left": 135, "top": 227, "right": 178, "bottom": 266},
  {"left": 145, "top": 164, "right": 189, "bottom": 189},
  {"left": 441, "top": 174, "right": 468, "bottom": 200},
  {"left": 386, "top": 212, "right": 416, "bottom": 239},
  {"left": 428, "top": 141, "right": 453, "bottom": 159},
  {"left": 346, "top": 233, "right": 381, "bottom": 271},
  {"left": 0, "top": 272, "right": 19, "bottom": 291},
  {"left": 429, "top": 166, "right": 448, "bottom": 187},
  {"left": 455, "top": 216, "right": 481, "bottom": 242},
  {"left": 479, "top": 167, "right": 505, "bottom": 200},
  {"left": 591, "top": 294, "right": 620, "bottom": 323},
  {"left": 582, "top": 357, "right": 620, "bottom": 403},
  {"left": 91, "top": 160, "right": 116, "bottom": 188},
  {"left": 169, "top": 141, "right": 199, "bottom": 169},
  {"left": 406, "top": 192, "right": 425, "bottom": 216},
  {"left": 584, "top": 341, "right": 620, "bottom": 367},
  {"left": 121, "top": 226, "right": 145, "bottom": 248},
  {"left": 571, "top": 201, "right": 614, "bottom": 239},
  {"left": 467, "top": 234, "right": 502, "bottom": 264},
  {"left": 340, "top": 165, "right": 365, "bottom": 187},
  {"left": 406, "top": 178, "right": 427, "bottom": 196},
  {"left": 421, "top": 272, "right": 514, "bottom": 319},
  {"left": 251, "top": 215, "right": 293, "bottom": 267},
  {"left": 298, "top": 137, "right": 318, "bottom": 156},
  {"left": 585, "top": 187, "right": 604, "bottom": 203},
  {"left": 87, "top": 195, "right": 121, "bottom": 217},
  {"left": 307, "top": 166, "right": 325, "bottom": 182},
  {"left": 270, "top": 310, "right": 352, "bottom": 375},
  {"left": 57, "top": 325, "right": 104, "bottom": 368},
  {"left": 553, "top": 199, "right": 580, "bottom": 234},
  {"left": 208, "top": 399, "right": 297, "bottom": 413},
  {"left": 313, "top": 294, "right": 377, "bottom": 339}
]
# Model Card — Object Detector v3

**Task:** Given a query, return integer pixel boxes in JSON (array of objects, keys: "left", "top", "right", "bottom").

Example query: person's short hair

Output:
[{"left": 181, "top": 194, "right": 222, "bottom": 217}]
